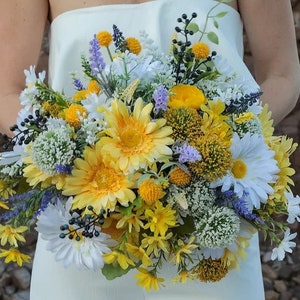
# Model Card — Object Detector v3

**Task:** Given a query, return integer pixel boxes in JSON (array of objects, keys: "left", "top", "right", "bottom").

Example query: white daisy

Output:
[
  {"left": 36, "top": 197, "right": 116, "bottom": 270},
  {"left": 271, "top": 229, "right": 297, "bottom": 261},
  {"left": 211, "top": 132, "right": 279, "bottom": 209},
  {"left": 285, "top": 191, "right": 300, "bottom": 224}
]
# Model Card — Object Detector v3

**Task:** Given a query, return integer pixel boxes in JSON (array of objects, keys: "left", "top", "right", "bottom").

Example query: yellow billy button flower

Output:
[
  {"left": 169, "top": 166, "right": 191, "bottom": 186},
  {"left": 103, "top": 250, "right": 135, "bottom": 270},
  {"left": 139, "top": 178, "right": 165, "bottom": 206},
  {"left": 135, "top": 268, "right": 165, "bottom": 291},
  {"left": 0, "top": 248, "right": 31, "bottom": 266},
  {"left": 64, "top": 103, "right": 87, "bottom": 127},
  {"left": 191, "top": 41, "right": 210, "bottom": 60},
  {"left": 194, "top": 258, "right": 229, "bottom": 282},
  {"left": 168, "top": 84, "right": 207, "bottom": 110},
  {"left": 0, "top": 225, "right": 27, "bottom": 247},
  {"left": 126, "top": 37, "right": 142, "bottom": 55},
  {"left": 97, "top": 31, "right": 113, "bottom": 47}
]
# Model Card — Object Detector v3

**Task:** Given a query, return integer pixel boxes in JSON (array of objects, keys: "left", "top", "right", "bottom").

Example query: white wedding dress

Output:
[{"left": 30, "top": 0, "right": 265, "bottom": 299}]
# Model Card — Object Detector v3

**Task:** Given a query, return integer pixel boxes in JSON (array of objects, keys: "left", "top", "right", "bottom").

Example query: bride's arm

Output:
[
  {"left": 0, "top": 0, "right": 49, "bottom": 134},
  {"left": 239, "top": 0, "right": 300, "bottom": 124}
]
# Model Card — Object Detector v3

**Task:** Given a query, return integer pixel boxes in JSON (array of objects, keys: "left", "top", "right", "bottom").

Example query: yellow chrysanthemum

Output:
[
  {"left": 135, "top": 268, "right": 165, "bottom": 291},
  {"left": 169, "top": 166, "right": 191, "bottom": 186},
  {"left": 191, "top": 41, "right": 210, "bottom": 60},
  {"left": 64, "top": 104, "right": 87, "bottom": 127},
  {"left": 168, "top": 84, "right": 207, "bottom": 110},
  {"left": 125, "top": 243, "right": 153, "bottom": 267},
  {"left": 193, "top": 258, "right": 229, "bottom": 282},
  {"left": 62, "top": 142, "right": 136, "bottom": 212},
  {"left": 126, "top": 37, "right": 142, "bottom": 55},
  {"left": 268, "top": 136, "right": 297, "bottom": 204},
  {"left": 97, "top": 31, "right": 113, "bottom": 47},
  {"left": 99, "top": 99, "right": 173, "bottom": 173},
  {"left": 139, "top": 178, "right": 165, "bottom": 206},
  {"left": 165, "top": 107, "right": 202, "bottom": 142},
  {"left": 103, "top": 250, "right": 135, "bottom": 270},
  {"left": 144, "top": 201, "right": 177, "bottom": 236},
  {"left": 190, "top": 134, "right": 232, "bottom": 181},
  {"left": 0, "top": 225, "right": 27, "bottom": 247},
  {"left": 0, "top": 248, "right": 31, "bottom": 266}
]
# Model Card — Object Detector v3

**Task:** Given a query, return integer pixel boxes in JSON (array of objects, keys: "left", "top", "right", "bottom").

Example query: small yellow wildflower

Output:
[
  {"left": 168, "top": 84, "right": 207, "bottom": 110},
  {"left": 192, "top": 41, "right": 210, "bottom": 60},
  {"left": 64, "top": 104, "right": 87, "bottom": 127},
  {"left": 139, "top": 178, "right": 165, "bottom": 206},
  {"left": 173, "top": 237, "right": 198, "bottom": 265},
  {"left": 116, "top": 210, "right": 144, "bottom": 233},
  {"left": 144, "top": 201, "right": 177, "bottom": 236},
  {"left": 0, "top": 225, "right": 27, "bottom": 247},
  {"left": 97, "top": 31, "right": 113, "bottom": 47},
  {"left": 0, "top": 180, "right": 16, "bottom": 199},
  {"left": 103, "top": 250, "right": 135, "bottom": 270},
  {"left": 234, "top": 112, "right": 255, "bottom": 124},
  {"left": 135, "top": 268, "right": 165, "bottom": 291},
  {"left": 0, "top": 248, "right": 31, "bottom": 266},
  {"left": 126, "top": 37, "right": 142, "bottom": 55},
  {"left": 42, "top": 101, "right": 62, "bottom": 117},
  {"left": 169, "top": 166, "right": 191, "bottom": 186},
  {"left": 125, "top": 243, "right": 153, "bottom": 267},
  {"left": 141, "top": 232, "right": 172, "bottom": 257}
]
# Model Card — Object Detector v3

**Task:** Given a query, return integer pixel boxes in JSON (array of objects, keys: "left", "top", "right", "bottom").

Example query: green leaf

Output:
[
  {"left": 207, "top": 31, "right": 219, "bottom": 44},
  {"left": 213, "top": 20, "right": 219, "bottom": 29},
  {"left": 220, "top": 0, "right": 233, "bottom": 3},
  {"left": 102, "top": 263, "right": 133, "bottom": 280},
  {"left": 186, "top": 22, "right": 199, "bottom": 34},
  {"left": 214, "top": 11, "right": 228, "bottom": 18}
]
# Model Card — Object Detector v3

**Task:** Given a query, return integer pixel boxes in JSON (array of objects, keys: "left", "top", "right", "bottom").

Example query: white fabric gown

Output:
[{"left": 30, "top": 0, "right": 265, "bottom": 299}]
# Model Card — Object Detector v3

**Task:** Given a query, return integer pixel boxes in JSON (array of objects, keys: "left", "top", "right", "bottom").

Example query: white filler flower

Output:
[{"left": 286, "top": 191, "right": 300, "bottom": 224}]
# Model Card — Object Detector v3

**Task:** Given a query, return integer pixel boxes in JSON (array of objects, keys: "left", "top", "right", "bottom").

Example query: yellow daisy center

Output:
[
  {"left": 120, "top": 127, "right": 143, "bottom": 149},
  {"left": 93, "top": 165, "right": 121, "bottom": 192},
  {"left": 232, "top": 160, "right": 247, "bottom": 179}
]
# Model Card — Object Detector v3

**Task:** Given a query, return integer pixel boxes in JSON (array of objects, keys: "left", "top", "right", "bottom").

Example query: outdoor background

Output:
[{"left": 1, "top": 1, "right": 300, "bottom": 299}]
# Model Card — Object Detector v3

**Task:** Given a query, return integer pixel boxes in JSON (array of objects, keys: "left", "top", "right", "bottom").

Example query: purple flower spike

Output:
[
  {"left": 89, "top": 35, "right": 106, "bottom": 76},
  {"left": 153, "top": 85, "right": 168, "bottom": 113}
]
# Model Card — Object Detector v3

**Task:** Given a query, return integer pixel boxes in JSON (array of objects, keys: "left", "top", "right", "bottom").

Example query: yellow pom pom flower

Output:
[
  {"left": 64, "top": 104, "right": 87, "bottom": 127},
  {"left": 126, "top": 37, "right": 142, "bottom": 55},
  {"left": 97, "top": 30, "right": 113, "bottom": 47},
  {"left": 169, "top": 166, "right": 191, "bottom": 186},
  {"left": 139, "top": 178, "right": 165, "bottom": 206},
  {"left": 168, "top": 84, "right": 207, "bottom": 110},
  {"left": 192, "top": 41, "right": 210, "bottom": 60}
]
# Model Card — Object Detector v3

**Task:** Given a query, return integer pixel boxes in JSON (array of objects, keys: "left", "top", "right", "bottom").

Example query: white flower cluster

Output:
[
  {"left": 31, "top": 125, "right": 76, "bottom": 175},
  {"left": 195, "top": 206, "right": 240, "bottom": 249}
]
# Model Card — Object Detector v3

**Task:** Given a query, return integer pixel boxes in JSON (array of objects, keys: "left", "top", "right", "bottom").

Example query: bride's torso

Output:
[{"left": 49, "top": 0, "right": 239, "bottom": 21}]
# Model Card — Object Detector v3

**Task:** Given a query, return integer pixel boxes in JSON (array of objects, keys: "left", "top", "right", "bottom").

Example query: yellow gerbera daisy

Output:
[
  {"left": 0, "top": 225, "right": 28, "bottom": 247},
  {"left": 62, "top": 142, "right": 136, "bottom": 212},
  {"left": 100, "top": 99, "right": 173, "bottom": 173},
  {"left": 135, "top": 268, "right": 165, "bottom": 291},
  {"left": 0, "top": 248, "right": 31, "bottom": 266}
]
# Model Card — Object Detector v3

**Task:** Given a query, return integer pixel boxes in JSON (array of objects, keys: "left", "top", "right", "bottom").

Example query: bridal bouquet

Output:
[{"left": 0, "top": 7, "right": 299, "bottom": 291}]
